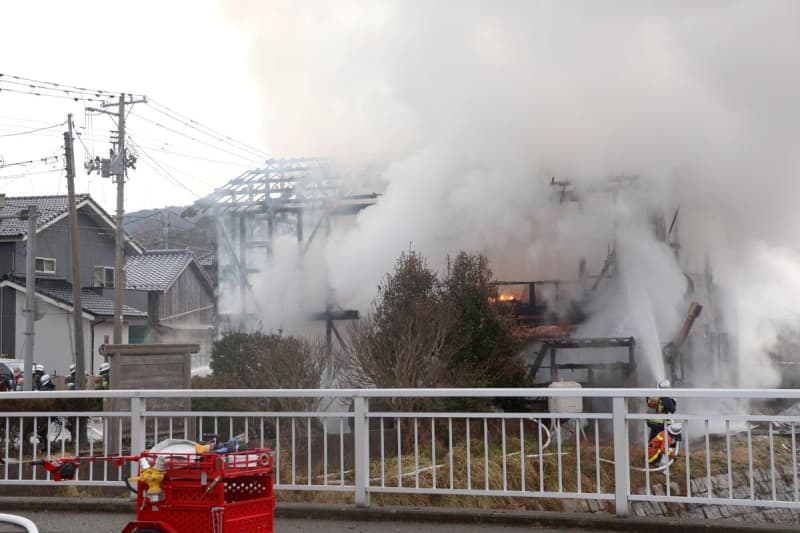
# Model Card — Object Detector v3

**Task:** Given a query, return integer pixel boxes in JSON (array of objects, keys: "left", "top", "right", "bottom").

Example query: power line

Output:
[
  {"left": 147, "top": 99, "right": 269, "bottom": 159},
  {"left": 0, "top": 114, "right": 60, "bottom": 125},
  {"left": 0, "top": 76, "right": 108, "bottom": 99},
  {"left": 130, "top": 111, "right": 266, "bottom": 163},
  {"left": 0, "top": 154, "right": 63, "bottom": 168},
  {"left": 126, "top": 134, "right": 257, "bottom": 167},
  {"left": 0, "top": 83, "right": 109, "bottom": 104},
  {"left": 127, "top": 137, "right": 201, "bottom": 197},
  {"left": 0, "top": 120, "right": 66, "bottom": 138},
  {"left": 128, "top": 137, "right": 219, "bottom": 189},
  {"left": 0, "top": 124, "right": 110, "bottom": 143},
  {"left": 0, "top": 167, "right": 64, "bottom": 183},
  {"left": 0, "top": 73, "right": 144, "bottom": 100}
]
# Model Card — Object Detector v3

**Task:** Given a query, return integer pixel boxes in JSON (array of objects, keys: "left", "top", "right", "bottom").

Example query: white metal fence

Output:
[{"left": 1, "top": 388, "right": 799, "bottom": 517}]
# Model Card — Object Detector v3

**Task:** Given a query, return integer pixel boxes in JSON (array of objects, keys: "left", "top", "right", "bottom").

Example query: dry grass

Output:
[{"left": 273, "top": 430, "right": 797, "bottom": 512}]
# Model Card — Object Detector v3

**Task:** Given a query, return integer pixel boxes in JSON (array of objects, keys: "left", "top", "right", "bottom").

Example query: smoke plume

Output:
[{"left": 224, "top": 0, "right": 800, "bottom": 387}]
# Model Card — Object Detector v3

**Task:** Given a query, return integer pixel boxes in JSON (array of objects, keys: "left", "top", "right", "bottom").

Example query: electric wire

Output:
[
  {"left": 0, "top": 73, "right": 144, "bottom": 100},
  {"left": 148, "top": 155, "right": 217, "bottom": 188},
  {"left": 0, "top": 83, "right": 110, "bottom": 104},
  {"left": 2, "top": 74, "right": 264, "bottom": 169},
  {"left": 0, "top": 114, "right": 61, "bottom": 125},
  {"left": 127, "top": 137, "right": 201, "bottom": 197},
  {"left": 0, "top": 120, "right": 66, "bottom": 138},
  {"left": 0, "top": 155, "right": 63, "bottom": 169},
  {"left": 0, "top": 125, "right": 110, "bottom": 144},
  {"left": 129, "top": 111, "right": 266, "bottom": 163},
  {"left": 0, "top": 76, "right": 108, "bottom": 98},
  {"left": 125, "top": 131, "right": 256, "bottom": 167},
  {"left": 146, "top": 99, "right": 269, "bottom": 159}
]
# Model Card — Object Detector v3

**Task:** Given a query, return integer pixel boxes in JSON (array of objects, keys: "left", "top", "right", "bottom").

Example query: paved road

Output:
[{"left": 0, "top": 510, "right": 598, "bottom": 532}]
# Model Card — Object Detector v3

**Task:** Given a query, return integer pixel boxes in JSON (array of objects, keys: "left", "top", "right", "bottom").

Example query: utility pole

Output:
[
  {"left": 113, "top": 94, "right": 125, "bottom": 345},
  {"left": 22, "top": 206, "right": 37, "bottom": 391},
  {"left": 64, "top": 114, "right": 86, "bottom": 389},
  {"left": 89, "top": 94, "right": 145, "bottom": 345}
]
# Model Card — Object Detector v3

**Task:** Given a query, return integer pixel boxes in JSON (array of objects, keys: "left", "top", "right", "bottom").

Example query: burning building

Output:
[
  {"left": 193, "top": 161, "right": 733, "bottom": 390},
  {"left": 191, "top": 158, "right": 379, "bottom": 352}
]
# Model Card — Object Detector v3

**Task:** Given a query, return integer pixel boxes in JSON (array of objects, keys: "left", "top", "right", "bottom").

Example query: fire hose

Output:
[{"left": 529, "top": 418, "right": 679, "bottom": 473}]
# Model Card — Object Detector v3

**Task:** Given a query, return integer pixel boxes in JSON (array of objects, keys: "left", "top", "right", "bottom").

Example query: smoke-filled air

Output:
[{"left": 221, "top": 0, "right": 800, "bottom": 388}]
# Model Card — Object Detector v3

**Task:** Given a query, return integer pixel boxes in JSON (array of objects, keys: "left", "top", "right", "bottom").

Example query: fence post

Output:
[
  {"left": 354, "top": 395, "right": 370, "bottom": 507},
  {"left": 612, "top": 396, "right": 630, "bottom": 517},
  {"left": 130, "top": 396, "right": 146, "bottom": 455}
]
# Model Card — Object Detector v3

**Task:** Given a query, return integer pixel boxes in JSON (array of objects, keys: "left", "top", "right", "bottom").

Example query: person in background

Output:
[
  {"left": 66, "top": 363, "right": 77, "bottom": 390},
  {"left": 0, "top": 372, "right": 13, "bottom": 392},
  {"left": 33, "top": 363, "right": 45, "bottom": 390},
  {"left": 39, "top": 373, "right": 55, "bottom": 391},
  {"left": 98, "top": 362, "right": 110, "bottom": 390}
]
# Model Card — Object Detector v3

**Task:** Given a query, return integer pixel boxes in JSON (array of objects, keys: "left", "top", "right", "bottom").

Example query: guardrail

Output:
[{"left": 1, "top": 388, "right": 799, "bottom": 516}]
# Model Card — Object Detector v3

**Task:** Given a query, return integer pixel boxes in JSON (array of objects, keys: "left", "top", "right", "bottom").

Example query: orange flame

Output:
[{"left": 490, "top": 293, "right": 518, "bottom": 303}]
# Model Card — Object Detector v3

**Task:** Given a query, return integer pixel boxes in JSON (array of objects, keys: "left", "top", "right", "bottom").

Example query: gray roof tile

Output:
[
  {"left": 125, "top": 249, "right": 196, "bottom": 291},
  {"left": 14, "top": 279, "right": 147, "bottom": 318},
  {"left": 0, "top": 195, "right": 90, "bottom": 237}
]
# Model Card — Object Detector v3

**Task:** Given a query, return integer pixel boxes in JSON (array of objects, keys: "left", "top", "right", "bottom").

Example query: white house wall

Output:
[
  {"left": 13, "top": 291, "right": 129, "bottom": 378},
  {"left": 15, "top": 291, "right": 77, "bottom": 376},
  {"left": 91, "top": 321, "right": 128, "bottom": 373}
]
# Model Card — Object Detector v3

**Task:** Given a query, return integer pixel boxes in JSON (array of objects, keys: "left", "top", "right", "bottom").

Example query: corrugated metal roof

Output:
[
  {"left": 0, "top": 195, "right": 90, "bottom": 237},
  {"left": 124, "top": 249, "right": 195, "bottom": 291}
]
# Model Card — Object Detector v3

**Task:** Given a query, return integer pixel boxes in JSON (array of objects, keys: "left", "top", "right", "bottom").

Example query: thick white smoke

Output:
[{"left": 224, "top": 0, "right": 800, "bottom": 387}]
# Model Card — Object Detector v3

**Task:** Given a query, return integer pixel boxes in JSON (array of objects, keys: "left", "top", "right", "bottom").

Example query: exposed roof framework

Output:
[
  {"left": 194, "top": 158, "right": 378, "bottom": 216},
  {"left": 191, "top": 158, "right": 380, "bottom": 352}
]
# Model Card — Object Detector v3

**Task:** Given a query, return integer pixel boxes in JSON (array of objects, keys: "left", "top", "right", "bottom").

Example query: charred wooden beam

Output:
[{"left": 310, "top": 310, "right": 360, "bottom": 321}]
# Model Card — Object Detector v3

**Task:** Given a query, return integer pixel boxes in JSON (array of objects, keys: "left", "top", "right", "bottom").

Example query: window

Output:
[
  {"left": 35, "top": 257, "right": 56, "bottom": 274},
  {"left": 93, "top": 266, "right": 115, "bottom": 288},
  {"left": 128, "top": 325, "right": 148, "bottom": 344}
]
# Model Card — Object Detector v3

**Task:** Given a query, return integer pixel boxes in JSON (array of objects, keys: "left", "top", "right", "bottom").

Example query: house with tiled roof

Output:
[
  {"left": 125, "top": 249, "right": 214, "bottom": 329},
  {"left": 0, "top": 194, "right": 147, "bottom": 376},
  {"left": 123, "top": 249, "right": 215, "bottom": 367}
]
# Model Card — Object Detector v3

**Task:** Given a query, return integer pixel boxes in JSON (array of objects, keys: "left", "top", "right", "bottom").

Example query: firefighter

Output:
[
  {"left": 98, "top": 362, "right": 110, "bottom": 390},
  {"left": 33, "top": 364, "right": 45, "bottom": 390},
  {"left": 646, "top": 379, "right": 676, "bottom": 441},
  {"left": 648, "top": 422, "right": 682, "bottom": 466},
  {"left": 39, "top": 373, "right": 55, "bottom": 391},
  {"left": 66, "top": 363, "right": 77, "bottom": 390}
]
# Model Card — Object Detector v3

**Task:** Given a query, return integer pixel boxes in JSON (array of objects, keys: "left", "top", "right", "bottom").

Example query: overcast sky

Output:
[{"left": 0, "top": 0, "right": 265, "bottom": 213}]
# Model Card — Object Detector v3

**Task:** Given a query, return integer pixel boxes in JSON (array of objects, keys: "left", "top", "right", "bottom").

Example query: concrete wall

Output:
[{"left": 559, "top": 467, "right": 800, "bottom": 526}]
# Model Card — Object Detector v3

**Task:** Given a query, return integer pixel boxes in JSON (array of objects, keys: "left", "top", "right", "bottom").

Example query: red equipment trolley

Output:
[{"left": 121, "top": 448, "right": 274, "bottom": 533}]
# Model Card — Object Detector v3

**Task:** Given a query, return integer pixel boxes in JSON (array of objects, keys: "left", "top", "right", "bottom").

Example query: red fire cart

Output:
[{"left": 121, "top": 448, "right": 274, "bottom": 533}]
